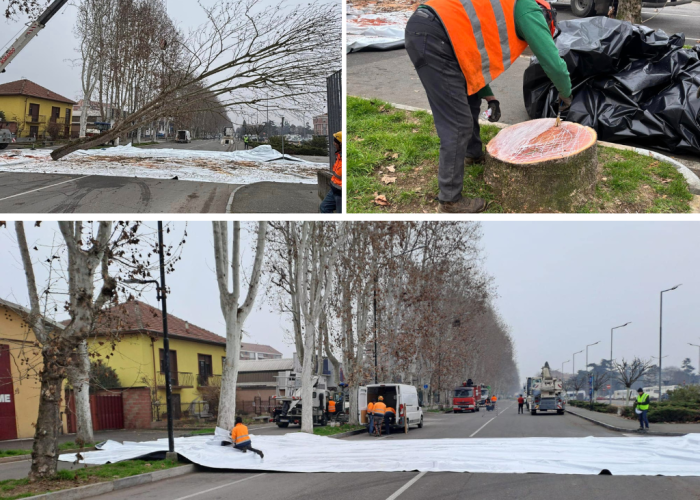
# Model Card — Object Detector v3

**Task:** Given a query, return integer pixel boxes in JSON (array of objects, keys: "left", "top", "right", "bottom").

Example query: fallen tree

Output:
[{"left": 51, "top": 0, "right": 340, "bottom": 160}]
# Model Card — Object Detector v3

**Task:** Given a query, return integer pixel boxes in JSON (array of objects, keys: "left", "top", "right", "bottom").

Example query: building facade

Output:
[
  {"left": 0, "top": 299, "right": 67, "bottom": 440},
  {"left": 313, "top": 113, "right": 328, "bottom": 136},
  {"left": 0, "top": 80, "right": 75, "bottom": 139}
]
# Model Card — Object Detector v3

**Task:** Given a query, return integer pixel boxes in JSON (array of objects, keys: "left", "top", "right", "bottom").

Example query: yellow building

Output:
[
  {"left": 0, "top": 299, "right": 67, "bottom": 440},
  {"left": 0, "top": 79, "right": 76, "bottom": 139},
  {"left": 91, "top": 300, "right": 229, "bottom": 420}
]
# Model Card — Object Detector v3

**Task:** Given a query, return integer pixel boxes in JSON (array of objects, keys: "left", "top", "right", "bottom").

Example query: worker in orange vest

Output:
[
  {"left": 328, "top": 399, "right": 336, "bottom": 420},
  {"left": 373, "top": 396, "right": 387, "bottom": 436},
  {"left": 367, "top": 400, "right": 375, "bottom": 434},
  {"left": 404, "top": 0, "right": 572, "bottom": 213},
  {"left": 491, "top": 395, "right": 497, "bottom": 408},
  {"left": 231, "top": 416, "right": 263, "bottom": 458},
  {"left": 320, "top": 131, "right": 342, "bottom": 213},
  {"left": 384, "top": 406, "right": 396, "bottom": 435}
]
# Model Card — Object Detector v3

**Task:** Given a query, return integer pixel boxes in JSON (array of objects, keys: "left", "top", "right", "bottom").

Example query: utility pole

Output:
[
  {"left": 609, "top": 322, "right": 630, "bottom": 404},
  {"left": 572, "top": 349, "right": 583, "bottom": 376},
  {"left": 659, "top": 285, "right": 681, "bottom": 401},
  {"left": 586, "top": 341, "right": 600, "bottom": 404}
]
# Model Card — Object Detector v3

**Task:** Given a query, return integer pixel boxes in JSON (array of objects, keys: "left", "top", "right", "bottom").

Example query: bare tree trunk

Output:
[
  {"left": 67, "top": 340, "right": 93, "bottom": 445},
  {"left": 617, "top": 0, "right": 642, "bottom": 23},
  {"left": 213, "top": 221, "right": 267, "bottom": 430}
]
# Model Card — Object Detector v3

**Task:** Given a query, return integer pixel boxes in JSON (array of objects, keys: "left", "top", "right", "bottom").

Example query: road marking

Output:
[
  {"left": 498, "top": 403, "right": 515, "bottom": 415},
  {"left": 172, "top": 473, "right": 265, "bottom": 500},
  {"left": 0, "top": 175, "right": 91, "bottom": 202},
  {"left": 385, "top": 471, "right": 427, "bottom": 500},
  {"left": 470, "top": 417, "right": 495, "bottom": 437}
]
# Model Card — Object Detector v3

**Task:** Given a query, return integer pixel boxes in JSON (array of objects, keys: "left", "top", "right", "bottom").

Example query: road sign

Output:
[
  {"left": 423, "top": 384, "right": 428, "bottom": 390},
  {"left": 607, "top": 385, "right": 611, "bottom": 389}
]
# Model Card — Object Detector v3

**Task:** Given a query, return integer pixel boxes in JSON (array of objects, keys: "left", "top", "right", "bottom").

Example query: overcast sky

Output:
[
  {"left": 1, "top": 0, "right": 336, "bottom": 126},
  {"left": 1, "top": 222, "right": 698, "bottom": 384}
]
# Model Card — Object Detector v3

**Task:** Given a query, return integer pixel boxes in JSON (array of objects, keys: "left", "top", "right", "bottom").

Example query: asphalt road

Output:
[
  {"left": 12, "top": 406, "right": 696, "bottom": 499},
  {"left": 348, "top": 2, "right": 700, "bottom": 171},
  {"left": 0, "top": 140, "right": 327, "bottom": 213}
]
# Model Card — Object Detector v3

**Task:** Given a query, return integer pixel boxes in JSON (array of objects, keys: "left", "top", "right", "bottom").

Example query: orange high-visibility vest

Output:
[
  {"left": 373, "top": 402, "right": 387, "bottom": 416},
  {"left": 232, "top": 423, "right": 250, "bottom": 445},
  {"left": 367, "top": 402, "right": 374, "bottom": 414},
  {"left": 492, "top": 396, "right": 497, "bottom": 402},
  {"left": 329, "top": 401, "right": 336, "bottom": 413},
  {"left": 331, "top": 151, "right": 342, "bottom": 188},
  {"left": 424, "top": 0, "right": 529, "bottom": 95},
  {"left": 385, "top": 407, "right": 396, "bottom": 415}
]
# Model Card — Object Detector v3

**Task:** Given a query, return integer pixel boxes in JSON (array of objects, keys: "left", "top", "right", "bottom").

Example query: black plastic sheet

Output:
[{"left": 523, "top": 17, "right": 700, "bottom": 155}]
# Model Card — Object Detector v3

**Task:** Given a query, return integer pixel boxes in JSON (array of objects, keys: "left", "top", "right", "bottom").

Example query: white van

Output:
[
  {"left": 359, "top": 383, "right": 424, "bottom": 430},
  {"left": 176, "top": 130, "right": 191, "bottom": 143}
]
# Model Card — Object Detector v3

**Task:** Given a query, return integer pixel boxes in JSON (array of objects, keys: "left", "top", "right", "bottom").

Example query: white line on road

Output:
[
  {"left": 172, "top": 473, "right": 266, "bottom": 500},
  {"left": 0, "top": 175, "right": 91, "bottom": 202},
  {"left": 470, "top": 417, "right": 495, "bottom": 437},
  {"left": 498, "top": 403, "right": 515, "bottom": 416},
  {"left": 385, "top": 471, "right": 427, "bottom": 500}
]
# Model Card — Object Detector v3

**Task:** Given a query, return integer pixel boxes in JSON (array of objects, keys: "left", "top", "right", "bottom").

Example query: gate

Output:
[
  {"left": 326, "top": 70, "right": 342, "bottom": 171},
  {"left": 0, "top": 345, "right": 18, "bottom": 440},
  {"left": 94, "top": 393, "right": 124, "bottom": 430}
]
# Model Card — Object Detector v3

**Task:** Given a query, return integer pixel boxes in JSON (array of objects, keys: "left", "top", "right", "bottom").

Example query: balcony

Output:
[
  {"left": 25, "top": 115, "right": 46, "bottom": 124},
  {"left": 197, "top": 374, "right": 222, "bottom": 387},
  {"left": 157, "top": 371, "right": 194, "bottom": 388}
]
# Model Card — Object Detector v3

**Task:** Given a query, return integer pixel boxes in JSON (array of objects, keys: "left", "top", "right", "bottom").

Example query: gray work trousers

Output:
[{"left": 405, "top": 8, "right": 483, "bottom": 203}]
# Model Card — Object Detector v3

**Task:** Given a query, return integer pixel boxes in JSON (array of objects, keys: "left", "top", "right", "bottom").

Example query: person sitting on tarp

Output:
[
  {"left": 404, "top": 0, "right": 572, "bottom": 213},
  {"left": 384, "top": 406, "right": 396, "bottom": 435},
  {"left": 320, "top": 131, "right": 343, "bottom": 214},
  {"left": 231, "top": 416, "right": 264, "bottom": 458}
]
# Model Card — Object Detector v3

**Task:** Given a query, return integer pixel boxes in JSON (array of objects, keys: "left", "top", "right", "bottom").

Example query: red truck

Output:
[{"left": 453, "top": 380, "right": 481, "bottom": 413}]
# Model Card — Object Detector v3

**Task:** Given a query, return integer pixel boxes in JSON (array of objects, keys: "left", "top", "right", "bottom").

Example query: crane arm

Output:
[{"left": 0, "top": 0, "right": 69, "bottom": 73}]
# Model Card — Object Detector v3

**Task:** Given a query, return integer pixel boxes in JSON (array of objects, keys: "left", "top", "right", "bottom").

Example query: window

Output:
[
  {"left": 197, "top": 354, "right": 213, "bottom": 386},
  {"left": 159, "top": 349, "right": 178, "bottom": 386},
  {"left": 65, "top": 109, "right": 71, "bottom": 124},
  {"left": 50, "top": 107, "right": 60, "bottom": 123}
]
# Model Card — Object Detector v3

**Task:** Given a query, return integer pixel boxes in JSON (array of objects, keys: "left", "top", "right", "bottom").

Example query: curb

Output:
[
  {"left": 330, "top": 428, "right": 368, "bottom": 439},
  {"left": 387, "top": 101, "right": 700, "bottom": 195},
  {"left": 565, "top": 409, "right": 687, "bottom": 436},
  {"left": 22, "top": 464, "right": 195, "bottom": 500}
]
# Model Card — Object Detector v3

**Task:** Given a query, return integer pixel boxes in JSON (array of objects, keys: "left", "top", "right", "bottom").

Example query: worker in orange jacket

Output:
[
  {"left": 320, "top": 131, "right": 342, "bottom": 213},
  {"left": 367, "top": 400, "right": 375, "bottom": 434},
  {"left": 373, "top": 396, "right": 387, "bottom": 436},
  {"left": 231, "top": 416, "right": 263, "bottom": 458},
  {"left": 384, "top": 406, "right": 396, "bottom": 435}
]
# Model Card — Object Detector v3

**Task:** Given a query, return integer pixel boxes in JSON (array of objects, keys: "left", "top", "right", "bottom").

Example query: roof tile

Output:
[{"left": 0, "top": 79, "right": 76, "bottom": 105}]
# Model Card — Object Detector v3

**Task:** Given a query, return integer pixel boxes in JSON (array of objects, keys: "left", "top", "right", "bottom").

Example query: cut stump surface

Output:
[{"left": 484, "top": 119, "right": 598, "bottom": 212}]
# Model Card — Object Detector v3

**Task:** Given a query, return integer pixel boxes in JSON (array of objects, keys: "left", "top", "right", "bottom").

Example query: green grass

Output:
[
  {"left": 0, "top": 442, "right": 94, "bottom": 459},
  {"left": 0, "top": 460, "right": 181, "bottom": 500},
  {"left": 188, "top": 428, "right": 215, "bottom": 435},
  {"left": 312, "top": 424, "right": 365, "bottom": 436},
  {"left": 347, "top": 96, "right": 693, "bottom": 213}
]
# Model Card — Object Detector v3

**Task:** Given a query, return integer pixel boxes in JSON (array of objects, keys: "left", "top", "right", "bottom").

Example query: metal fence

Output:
[{"left": 326, "top": 70, "right": 342, "bottom": 171}]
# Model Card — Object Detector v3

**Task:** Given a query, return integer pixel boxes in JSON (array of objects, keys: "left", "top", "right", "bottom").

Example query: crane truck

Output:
[
  {"left": 272, "top": 374, "right": 331, "bottom": 428},
  {"left": 528, "top": 362, "right": 565, "bottom": 415}
]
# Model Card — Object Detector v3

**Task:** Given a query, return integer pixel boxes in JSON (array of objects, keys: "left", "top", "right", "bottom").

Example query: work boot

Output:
[
  {"left": 464, "top": 154, "right": 486, "bottom": 167},
  {"left": 438, "top": 197, "right": 487, "bottom": 214},
  {"left": 256, "top": 450, "right": 264, "bottom": 459}
]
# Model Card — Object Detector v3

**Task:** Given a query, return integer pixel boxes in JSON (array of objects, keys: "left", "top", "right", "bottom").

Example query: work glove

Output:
[
  {"left": 487, "top": 99, "right": 501, "bottom": 122},
  {"left": 559, "top": 94, "right": 572, "bottom": 113}
]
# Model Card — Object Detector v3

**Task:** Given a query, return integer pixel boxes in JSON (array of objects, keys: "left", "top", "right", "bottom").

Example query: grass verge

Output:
[
  {"left": 313, "top": 424, "right": 365, "bottom": 436},
  {"left": 0, "top": 460, "right": 181, "bottom": 500},
  {"left": 187, "top": 428, "right": 215, "bottom": 435},
  {"left": 347, "top": 96, "right": 693, "bottom": 213},
  {"left": 0, "top": 442, "right": 95, "bottom": 459}
]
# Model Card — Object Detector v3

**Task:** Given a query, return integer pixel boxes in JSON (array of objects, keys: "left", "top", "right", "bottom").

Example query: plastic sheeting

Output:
[
  {"left": 523, "top": 17, "right": 700, "bottom": 155},
  {"left": 346, "top": 3, "right": 412, "bottom": 52},
  {"left": 0, "top": 145, "right": 324, "bottom": 184},
  {"left": 59, "top": 427, "right": 700, "bottom": 476}
]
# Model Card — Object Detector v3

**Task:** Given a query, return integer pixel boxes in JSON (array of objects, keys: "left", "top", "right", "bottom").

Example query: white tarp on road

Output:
[
  {"left": 0, "top": 145, "right": 324, "bottom": 185},
  {"left": 59, "top": 427, "right": 700, "bottom": 476}
]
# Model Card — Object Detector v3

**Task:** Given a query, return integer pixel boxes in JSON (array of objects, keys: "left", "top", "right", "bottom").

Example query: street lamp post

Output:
[
  {"left": 572, "top": 349, "right": 583, "bottom": 377},
  {"left": 609, "top": 322, "right": 631, "bottom": 404},
  {"left": 586, "top": 341, "right": 600, "bottom": 403},
  {"left": 562, "top": 360, "right": 570, "bottom": 379},
  {"left": 659, "top": 285, "right": 681, "bottom": 401},
  {"left": 123, "top": 221, "right": 174, "bottom": 456}
]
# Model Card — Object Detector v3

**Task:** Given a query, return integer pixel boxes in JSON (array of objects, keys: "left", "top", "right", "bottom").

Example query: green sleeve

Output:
[
  {"left": 514, "top": 0, "right": 572, "bottom": 98},
  {"left": 477, "top": 85, "right": 494, "bottom": 99}
]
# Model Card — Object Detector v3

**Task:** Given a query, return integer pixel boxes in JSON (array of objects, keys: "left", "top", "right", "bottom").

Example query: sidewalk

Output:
[{"left": 567, "top": 406, "right": 700, "bottom": 435}]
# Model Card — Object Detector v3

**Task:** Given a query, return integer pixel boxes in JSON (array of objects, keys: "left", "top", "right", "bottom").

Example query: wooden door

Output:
[
  {"left": 0, "top": 345, "right": 18, "bottom": 440},
  {"left": 51, "top": 107, "right": 60, "bottom": 123},
  {"left": 198, "top": 354, "right": 212, "bottom": 386},
  {"left": 159, "top": 349, "right": 178, "bottom": 386},
  {"left": 28, "top": 103, "right": 39, "bottom": 121}
]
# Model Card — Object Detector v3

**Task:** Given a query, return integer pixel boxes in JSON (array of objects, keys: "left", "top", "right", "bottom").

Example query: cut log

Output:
[{"left": 484, "top": 119, "right": 598, "bottom": 212}]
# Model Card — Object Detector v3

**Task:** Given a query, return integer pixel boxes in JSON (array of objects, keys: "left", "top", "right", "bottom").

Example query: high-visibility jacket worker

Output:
[
  {"left": 373, "top": 398, "right": 387, "bottom": 416},
  {"left": 404, "top": 0, "right": 572, "bottom": 213},
  {"left": 321, "top": 131, "right": 343, "bottom": 213},
  {"left": 635, "top": 388, "right": 650, "bottom": 431},
  {"left": 231, "top": 417, "right": 264, "bottom": 458},
  {"left": 367, "top": 401, "right": 376, "bottom": 434},
  {"left": 367, "top": 401, "right": 375, "bottom": 415},
  {"left": 329, "top": 400, "right": 336, "bottom": 413},
  {"left": 331, "top": 131, "right": 342, "bottom": 189}
]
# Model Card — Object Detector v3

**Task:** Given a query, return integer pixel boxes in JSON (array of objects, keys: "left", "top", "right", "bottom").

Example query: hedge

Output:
[{"left": 620, "top": 404, "right": 700, "bottom": 423}]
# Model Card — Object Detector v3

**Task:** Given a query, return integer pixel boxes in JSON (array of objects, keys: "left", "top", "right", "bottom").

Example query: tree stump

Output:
[{"left": 484, "top": 119, "right": 598, "bottom": 212}]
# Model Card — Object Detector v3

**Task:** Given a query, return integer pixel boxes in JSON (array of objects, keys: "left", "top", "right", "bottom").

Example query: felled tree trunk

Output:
[{"left": 484, "top": 119, "right": 598, "bottom": 213}]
